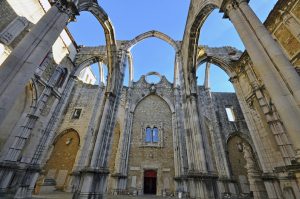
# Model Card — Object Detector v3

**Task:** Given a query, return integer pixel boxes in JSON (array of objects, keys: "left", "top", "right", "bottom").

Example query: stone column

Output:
[
  {"left": 31, "top": 75, "right": 77, "bottom": 165},
  {"left": 282, "top": 12, "right": 300, "bottom": 42},
  {"left": 237, "top": 0, "right": 300, "bottom": 106},
  {"left": 222, "top": 0, "right": 300, "bottom": 162},
  {"left": 0, "top": 68, "right": 73, "bottom": 198},
  {"left": 242, "top": 143, "right": 268, "bottom": 199},
  {"left": 204, "top": 61, "right": 211, "bottom": 90},
  {"left": 183, "top": 92, "right": 217, "bottom": 198},
  {"left": 74, "top": 50, "right": 127, "bottom": 199},
  {"left": 113, "top": 88, "right": 133, "bottom": 192},
  {"left": 0, "top": 0, "right": 77, "bottom": 126},
  {"left": 1, "top": 67, "right": 65, "bottom": 162}
]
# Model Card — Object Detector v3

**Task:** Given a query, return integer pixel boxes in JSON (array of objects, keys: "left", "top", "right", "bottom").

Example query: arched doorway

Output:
[
  {"left": 42, "top": 129, "right": 80, "bottom": 191},
  {"left": 227, "top": 135, "right": 250, "bottom": 194},
  {"left": 227, "top": 135, "right": 267, "bottom": 198},
  {"left": 144, "top": 170, "right": 157, "bottom": 194}
]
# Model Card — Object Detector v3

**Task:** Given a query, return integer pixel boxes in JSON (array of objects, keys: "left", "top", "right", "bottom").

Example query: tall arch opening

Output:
[
  {"left": 39, "top": 129, "right": 80, "bottom": 192},
  {"left": 68, "top": 11, "right": 107, "bottom": 86},
  {"left": 124, "top": 37, "right": 176, "bottom": 86}
]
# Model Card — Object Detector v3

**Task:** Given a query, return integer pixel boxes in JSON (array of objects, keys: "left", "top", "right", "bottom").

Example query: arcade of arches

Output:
[{"left": 0, "top": 0, "right": 300, "bottom": 199}]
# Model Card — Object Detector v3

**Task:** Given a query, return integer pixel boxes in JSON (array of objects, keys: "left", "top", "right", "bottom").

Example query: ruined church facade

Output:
[{"left": 0, "top": 0, "right": 300, "bottom": 199}]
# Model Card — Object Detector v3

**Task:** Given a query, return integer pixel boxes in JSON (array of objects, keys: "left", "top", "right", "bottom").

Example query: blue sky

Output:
[{"left": 68, "top": 0, "right": 277, "bottom": 91}]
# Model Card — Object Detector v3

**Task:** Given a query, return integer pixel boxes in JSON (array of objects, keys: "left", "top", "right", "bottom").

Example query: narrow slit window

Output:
[{"left": 225, "top": 107, "right": 236, "bottom": 122}]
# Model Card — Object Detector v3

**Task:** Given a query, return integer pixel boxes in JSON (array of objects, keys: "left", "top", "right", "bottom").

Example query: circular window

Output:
[{"left": 145, "top": 72, "right": 162, "bottom": 84}]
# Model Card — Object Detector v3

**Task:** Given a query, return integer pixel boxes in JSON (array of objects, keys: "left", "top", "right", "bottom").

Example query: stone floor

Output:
[
  {"left": 30, "top": 193, "right": 177, "bottom": 199},
  {"left": 32, "top": 192, "right": 72, "bottom": 199}
]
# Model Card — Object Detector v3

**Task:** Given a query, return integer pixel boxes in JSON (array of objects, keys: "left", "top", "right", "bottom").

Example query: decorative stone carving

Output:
[
  {"left": 50, "top": 0, "right": 79, "bottom": 19},
  {"left": 0, "top": 16, "right": 29, "bottom": 45}
]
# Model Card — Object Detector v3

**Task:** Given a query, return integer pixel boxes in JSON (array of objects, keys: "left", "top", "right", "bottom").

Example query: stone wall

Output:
[
  {"left": 211, "top": 92, "right": 249, "bottom": 140},
  {"left": 128, "top": 94, "right": 175, "bottom": 195},
  {"left": 48, "top": 81, "right": 103, "bottom": 173}
]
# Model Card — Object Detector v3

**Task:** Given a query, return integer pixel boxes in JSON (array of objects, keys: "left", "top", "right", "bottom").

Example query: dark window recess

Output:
[{"left": 72, "top": 108, "right": 82, "bottom": 119}]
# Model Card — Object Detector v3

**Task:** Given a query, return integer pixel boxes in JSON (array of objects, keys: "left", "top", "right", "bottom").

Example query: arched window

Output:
[
  {"left": 152, "top": 127, "right": 159, "bottom": 143},
  {"left": 145, "top": 127, "right": 159, "bottom": 143},
  {"left": 145, "top": 127, "right": 152, "bottom": 142}
]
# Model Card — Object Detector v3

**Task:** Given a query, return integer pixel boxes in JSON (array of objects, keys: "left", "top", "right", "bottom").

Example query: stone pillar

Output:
[
  {"left": 242, "top": 143, "right": 268, "bottom": 199},
  {"left": 112, "top": 88, "right": 133, "bottom": 192},
  {"left": 204, "top": 61, "right": 211, "bottom": 90},
  {"left": 0, "top": 68, "right": 74, "bottom": 198},
  {"left": 221, "top": 0, "right": 300, "bottom": 162},
  {"left": 0, "top": 0, "right": 77, "bottom": 126},
  {"left": 1, "top": 67, "right": 64, "bottom": 162},
  {"left": 237, "top": 0, "right": 300, "bottom": 106},
  {"left": 73, "top": 50, "right": 127, "bottom": 199},
  {"left": 282, "top": 12, "right": 300, "bottom": 42},
  {"left": 231, "top": 76, "right": 284, "bottom": 199},
  {"left": 183, "top": 92, "right": 217, "bottom": 198},
  {"left": 31, "top": 75, "right": 77, "bottom": 165}
]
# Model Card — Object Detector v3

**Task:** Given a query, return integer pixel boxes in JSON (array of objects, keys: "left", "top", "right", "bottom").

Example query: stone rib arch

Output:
[
  {"left": 123, "top": 31, "right": 183, "bottom": 86},
  {"left": 130, "top": 93, "right": 175, "bottom": 114},
  {"left": 73, "top": 57, "right": 105, "bottom": 77},
  {"left": 197, "top": 55, "right": 234, "bottom": 77},
  {"left": 124, "top": 30, "right": 179, "bottom": 52},
  {"left": 226, "top": 132, "right": 255, "bottom": 153},
  {"left": 77, "top": 2, "right": 117, "bottom": 78},
  {"left": 77, "top": 2, "right": 116, "bottom": 47},
  {"left": 226, "top": 133, "right": 265, "bottom": 177},
  {"left": 185, "top": 3, "right": 219, "bottom": 76}
]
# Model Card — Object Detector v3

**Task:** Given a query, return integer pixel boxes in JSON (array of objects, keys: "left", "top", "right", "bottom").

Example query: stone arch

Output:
[
  {"left": 227, "top": 135, "right": 252, "bottom": 194},
  {"left": 185, "top": 2, "right": 219, "bottom": 78},
  {"left": 73, "top": 56, "right": 106, "bottom": 77},
  {"left": 42, "top": 128, "right": 80, "bottom": 191},
  {"left": 226, "top": 132, "right": 254, "bottom": 152},
  {"left": 226, "top": 134, "right": 267, "bottom": 197},
  {"left": 77, "top": 2, "right": 117, "bottom": 84},
  {"left": 131, "top": 93, "right": 175, "bottom": 114},
  {"left": 124, "top": 30, "right": 179, "bottom": 52},
  {"left": 196, "top": 53, "right": 236, "bottom": 77},
  {"left": 123, "top": 31, "right": 182, "bottom": 85},
  {"left": 77, "top": 3, "right": 116, "bottom": 48}
]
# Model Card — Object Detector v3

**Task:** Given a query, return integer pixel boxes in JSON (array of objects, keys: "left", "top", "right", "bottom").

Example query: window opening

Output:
[
  {"left": 225, "top": 107, "right": 236, "bottom": 122},
  {"left": 145, "top": 127, "right": 159, "bottom": 143},
  {"left": 152, "top": 127, "right": 159, "bottom": 142},
  {"left": 145, "top": 127, "right": 152, "bottom": 142},
  {"left": 72, "top": 108, "right": 82, "bottom": 119}
]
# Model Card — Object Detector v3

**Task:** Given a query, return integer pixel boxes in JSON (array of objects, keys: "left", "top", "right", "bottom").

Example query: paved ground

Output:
[
  {"left": 30, "top": 193, "right": 177, "bottom": 199},
  {"left": 32, "top": 192, "right": 72, "bottom": 199}
]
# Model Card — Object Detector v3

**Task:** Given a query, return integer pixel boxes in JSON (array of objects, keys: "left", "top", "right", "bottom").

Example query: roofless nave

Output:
[{"left": 0, "top": 0, "right": 300, "bottom": 199}]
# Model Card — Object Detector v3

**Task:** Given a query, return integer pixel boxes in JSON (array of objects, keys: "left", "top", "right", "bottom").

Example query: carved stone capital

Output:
[
  {"left": 51, "top": 0, "right": 79, "bottom": 20},
  {"left": 220, "top": 0, "right": 237, "bottom": 17},
  {"left": 220, "top": 0, "right": 249, "bottom": 17}
]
